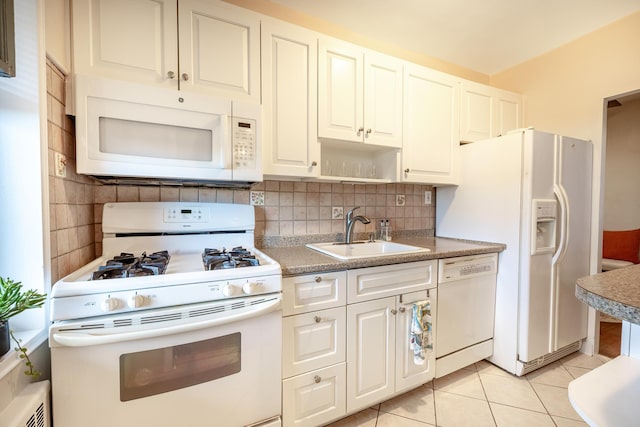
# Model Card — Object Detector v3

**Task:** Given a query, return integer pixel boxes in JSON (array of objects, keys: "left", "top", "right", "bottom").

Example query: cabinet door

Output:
[
  {"left": 363, "top": 51, "right": 403, "bottom": 148},
  {"left": 495, "top": 89, "right": 522, "bottom": 137},
  {"left": 395, "top": 289, "right": 436, "bottom": 393},
  {"left": 402, "top": 63, "right": 460, "bottom": 185},
  {"left": 178, "top": 0, "right": 260, "bottom": 101},
  {"left": 318, "top": 38, "right": 363, "bottom": 143},
  {"left": 262, "top": 19, "right": 320, "bottom": 177},
  {"left": 460, "top": 81, "right": 523, "bottom": 142},
  {"left": 72, "top": 0, "right": 178, "bottom": 87},
  {"left": 282, "top": 271, "right": 346, "bottom": 316},
  {"left": 283, "top": 307, "right": 346, "bottom": 378},
  {"left": 460, "top": 80, "right": 493, "bottom": 143},
  {"left": 282, "top": 363, "right": 346, "bottom": 427},
  {"left": 346, "top": 297, "right": 395, "bottom": 413}
]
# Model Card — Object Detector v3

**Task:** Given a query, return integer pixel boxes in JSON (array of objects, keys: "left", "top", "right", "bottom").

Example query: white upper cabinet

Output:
[
  {"left": 261, "top": 19, "right": 320, "bottom": 178},
  {"left": 72, "top": 0, "right": 260, "bottom": 101},
  {"left": 401, "top": 63, "right": 460, "bottom": 185},
  {"left": 318, "top": 38, "right": 403, "bottom": 148},
  {"left": 460, "top": 80, "right": 522, "bottom": 143}
]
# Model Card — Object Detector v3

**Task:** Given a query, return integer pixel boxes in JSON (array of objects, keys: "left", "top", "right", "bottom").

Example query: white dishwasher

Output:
[{"left": 435, "top": 253, "right": 498, "bottom": 378}]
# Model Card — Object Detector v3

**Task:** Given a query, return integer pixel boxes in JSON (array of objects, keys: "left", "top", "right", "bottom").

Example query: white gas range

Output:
[{"left": 49, "top": 202, "right": 283, "bottom": 427}]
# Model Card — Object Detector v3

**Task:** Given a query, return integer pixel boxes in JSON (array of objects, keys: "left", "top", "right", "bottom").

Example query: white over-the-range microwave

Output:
[{"left": 73, "top": 74, "right": 262, "bottom": 184}]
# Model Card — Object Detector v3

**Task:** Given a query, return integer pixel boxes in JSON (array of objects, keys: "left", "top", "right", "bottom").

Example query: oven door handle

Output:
[{"left": 51, "top": 297, "right": 281, "bottom": 347}]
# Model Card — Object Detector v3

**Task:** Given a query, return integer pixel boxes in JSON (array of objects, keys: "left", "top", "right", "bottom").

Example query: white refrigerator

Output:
[{"left": 436, "top": 128, "right": 592, "bottom": 375}]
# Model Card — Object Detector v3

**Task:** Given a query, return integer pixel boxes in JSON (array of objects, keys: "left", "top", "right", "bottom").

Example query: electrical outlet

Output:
[
  {"left": 250, "top": 191, "right": 264, "bottom": 206},
  {"left": 332, "top": 207, "right": 344, "bottom": 219},
  {"left": 54, "top": 152, "right": 67, "bottom": 177},
  {"left": 396, "top": 194, "right": 405, "bottom": 207},
  {"left": 424, "top": 191, "right": 432, "bottom": 205}
]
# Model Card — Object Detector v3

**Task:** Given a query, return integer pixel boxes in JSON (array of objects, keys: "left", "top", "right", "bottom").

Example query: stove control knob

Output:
[
  {"left": 221, "top": 284, "right": 240, "bottom": 297},
  {"left": 128, "top": 294, "right": 148, "bottom": 309},
  {"left": 242, "top": 282, "right": 261, "bottom": 295},
  {"left": 102, "top": 297, "right": 122, "bottom": 312}
]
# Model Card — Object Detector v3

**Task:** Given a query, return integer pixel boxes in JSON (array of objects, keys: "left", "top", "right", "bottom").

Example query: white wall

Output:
[{"left": 603, "top": 97, "right": 640, "bottom": 230}]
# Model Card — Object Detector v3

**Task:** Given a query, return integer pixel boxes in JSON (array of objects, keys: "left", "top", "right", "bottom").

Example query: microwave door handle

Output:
[
  {"left": 51, "top": 297, "right": 281, "bottom": 347},
  {"left": 221, "top": 114, "right": 232, "bottom": 169}
]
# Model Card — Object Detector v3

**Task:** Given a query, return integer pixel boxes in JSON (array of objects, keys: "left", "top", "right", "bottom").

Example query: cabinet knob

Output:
[
  {"left": 404, "top": 168, "right": 410, "bottom": 174},
  {"left": 314, "top": 316, "right": 322, "bottom": 323},
  {"left": 357, "top": 127, "right": 364, "bottom": 136},
  {"left": 314, "top": 276, "right": 322, "bottom": 283},
  {"left": 311, "top": 161, "right": 318, "bottom": 167},
  {"left": 181, "top": 73, "right": 190, "bottom": 81},
  {"left": 167, "top": 70, "right": 176, "bottom": 79},
  {"left": 398, "top": 307, "right": 406, "bottom": 313},
  {"left": 314, "top": 375, "right": 322, "bottom": 383},
  {"left": 365, "top": 128, "right": 372, "bottom": 137},
  {"left": 391, "top": 309, "right": 397, "bottom": 315}
]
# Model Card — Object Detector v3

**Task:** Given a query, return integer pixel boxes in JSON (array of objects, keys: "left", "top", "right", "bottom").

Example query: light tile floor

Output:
[{"left": 327, "top": 352, "right": 610, "bottom": 427}]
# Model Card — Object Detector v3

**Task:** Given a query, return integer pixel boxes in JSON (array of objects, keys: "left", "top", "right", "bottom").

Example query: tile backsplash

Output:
[{"left": 46, "top": 61, "right": 436, "bottom": 283}]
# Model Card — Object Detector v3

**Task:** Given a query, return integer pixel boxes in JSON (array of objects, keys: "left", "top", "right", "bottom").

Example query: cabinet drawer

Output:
[
  {"left": 283, "top": 307, "right": 346, "bottom": 378},
  {"left": 347, "top": 261, "right": 436, "bottom": 304},
  {"left": 282, "top": 363, "right": 346, "bottom": 427},
  {"left": 283, "top": 271, "right": 346, "bottom": 316}
]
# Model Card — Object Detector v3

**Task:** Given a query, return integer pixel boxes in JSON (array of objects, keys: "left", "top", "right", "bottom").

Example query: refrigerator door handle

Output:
[{"left": 552, "top": 185, "right": 569, "bottom": 263}]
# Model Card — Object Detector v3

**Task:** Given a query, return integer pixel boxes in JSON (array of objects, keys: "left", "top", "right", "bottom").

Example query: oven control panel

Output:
[
  {"left": 50, "top": 274, "right": 282, "bottom": 321},
  {"left": 164, "top": 206, "right": 209, "bottom": 223}
]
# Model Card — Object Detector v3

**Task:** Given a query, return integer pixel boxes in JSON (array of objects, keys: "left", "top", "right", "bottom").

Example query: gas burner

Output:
[
  {"left": 202, "top": 247, "right": 260, "bottom": 270},
  {"left": 92, "top": 251, "right": 171, "bottom": 280}
]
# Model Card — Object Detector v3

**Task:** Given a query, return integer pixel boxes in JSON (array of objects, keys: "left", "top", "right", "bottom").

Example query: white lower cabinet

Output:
[
  {"left": 282, "top": 272, "right": 347, "bottom": 426},
  {"left": 282, "top": 363, "right": 346, "bottom": 427},
  {"left": 346, "top": 289, "right": 436, "bottom": 413},
  {"left": 282, "top": 261, "right": 437, "bottom": 425}
]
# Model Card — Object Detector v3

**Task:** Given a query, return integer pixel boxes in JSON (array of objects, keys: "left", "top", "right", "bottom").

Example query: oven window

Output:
[{"left": 120, "top": 333, "right": 241, "bottom": 401}]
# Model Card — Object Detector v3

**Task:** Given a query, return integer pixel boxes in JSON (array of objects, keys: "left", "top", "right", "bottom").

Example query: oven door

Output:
[{"left": 50, "top": 296, "right": 282, "bottom": 427}]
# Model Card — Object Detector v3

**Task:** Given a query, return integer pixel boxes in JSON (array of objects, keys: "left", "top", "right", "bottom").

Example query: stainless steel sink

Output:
[{"left": 305, "top": 240, "right": 430, "bottom": 260}]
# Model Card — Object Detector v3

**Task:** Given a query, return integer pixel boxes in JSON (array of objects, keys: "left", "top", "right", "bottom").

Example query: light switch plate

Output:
[
  {"left": 396, "top": 194, "right": 405, "bottom": 206},
  {"left": 424, "top": 191, "right": 432, "bottom": 205},
  {"left": 54, "top": 152, "right": 67, "bottom": 177},
  {"left": 332, "top": 207, "right": 344, "bottom": 219}
]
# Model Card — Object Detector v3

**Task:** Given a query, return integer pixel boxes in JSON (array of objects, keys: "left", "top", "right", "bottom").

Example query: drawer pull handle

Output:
[
  {"left": 314, "top": 276, "right": 322, "bottom": 283},
  {"left": 314, "top": 375, "right": 322, "bottom": 383},
  {"left": 391, "top": 309, "right": 397, "bottom": 315},
  {"left": 314, "top": 316, "right": 322, "bottom": 323},
  {"left": 398, "top": 307, "right": 406, "bottom": 313}
]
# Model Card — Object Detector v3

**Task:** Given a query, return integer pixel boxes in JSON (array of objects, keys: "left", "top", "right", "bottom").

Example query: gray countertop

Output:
[
  {"left": 261, "top": 236, "right": 505, "bottom": 276},
  {"left": 576, "top": 264, "right": 640, "bottom": 325}
]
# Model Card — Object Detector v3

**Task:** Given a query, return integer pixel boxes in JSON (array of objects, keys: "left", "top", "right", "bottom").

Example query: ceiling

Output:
[{"left": 268, "top": 0, "right": 640, "bottom": 75}]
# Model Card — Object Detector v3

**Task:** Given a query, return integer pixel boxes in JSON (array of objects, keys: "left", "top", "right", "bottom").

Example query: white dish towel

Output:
[{"left": 410, "top": 300, "right": 433, "bottom": 365}]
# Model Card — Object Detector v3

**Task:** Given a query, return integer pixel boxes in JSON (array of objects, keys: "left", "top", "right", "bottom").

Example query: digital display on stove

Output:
[
  {"left": 181, "top": 209, "right": 192, "bottom": 214},
  {"left": 237, "top": 122, "right": 251, "bottom": 129}
]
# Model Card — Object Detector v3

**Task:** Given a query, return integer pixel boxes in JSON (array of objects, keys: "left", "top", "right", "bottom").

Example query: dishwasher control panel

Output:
[{"left": 438, "top": 253, "right": 498, "bottom": 283}]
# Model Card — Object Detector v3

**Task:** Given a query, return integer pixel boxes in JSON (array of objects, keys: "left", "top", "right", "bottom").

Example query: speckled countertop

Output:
[
  {"left": 260, "top": 236, "right": 505, "bottom": 276},
  {"left": 576, "top": 265, "right": 640, "bottom": 324}
]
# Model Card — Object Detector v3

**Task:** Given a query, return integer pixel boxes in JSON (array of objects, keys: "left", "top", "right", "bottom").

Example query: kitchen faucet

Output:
[{"left": 345, "top": 207, "right": 371, "bottom": 244}]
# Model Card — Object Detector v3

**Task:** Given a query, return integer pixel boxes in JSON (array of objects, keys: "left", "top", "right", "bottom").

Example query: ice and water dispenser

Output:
[{"left": 531, "top": 199, "right": 557, "bottom": 255}]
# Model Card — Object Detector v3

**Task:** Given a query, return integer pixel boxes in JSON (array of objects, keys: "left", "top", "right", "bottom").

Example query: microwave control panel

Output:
[{"left": 232, "top": 117, "right": 256, "bottom": 169}]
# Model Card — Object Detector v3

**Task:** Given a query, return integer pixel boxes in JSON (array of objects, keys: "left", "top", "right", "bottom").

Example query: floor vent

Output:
[
  {"left": 517, "top": 341, "right": 582, "bottom": 376},
  {"left": 1, "top": 380, "right": 51, "bottom": 427}
]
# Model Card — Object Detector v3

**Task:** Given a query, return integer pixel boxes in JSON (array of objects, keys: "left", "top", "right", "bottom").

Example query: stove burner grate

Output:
[
  {"left": 202, "top": 247, "right": 260, "bottom": 270},
  {"left": 91, "top": 251, "right": 170, "bottom": 280}
]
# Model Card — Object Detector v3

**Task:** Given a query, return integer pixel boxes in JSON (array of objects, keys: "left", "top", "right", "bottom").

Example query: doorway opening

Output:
[{"left": 599, "top": 89, "right": 640, "bottom": 358}]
